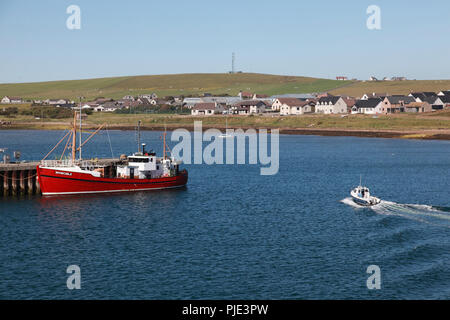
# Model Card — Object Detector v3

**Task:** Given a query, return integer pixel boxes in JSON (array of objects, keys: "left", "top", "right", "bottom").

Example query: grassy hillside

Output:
[
  {"left": 330, "top": 80, "right": 450, "bottom": 97},
  {"left": 3, "top": 73, "right": 450, "bottom": 102},
  {"left": 0, "top": 73, "right": 352, "bottom": 101}
]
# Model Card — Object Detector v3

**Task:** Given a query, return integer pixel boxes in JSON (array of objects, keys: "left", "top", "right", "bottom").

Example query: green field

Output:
[
  {"left": 2, "top": 73, "right": 450, "bottom": 139},
  {"left": 2, "top": 73, "right": 450, "bottom": 101},
  {"left": 330, "top": 80, "right": 450, "bottom": 97},
  {"left": 0, "top": 73, "right": 352, "bottom": 101}
]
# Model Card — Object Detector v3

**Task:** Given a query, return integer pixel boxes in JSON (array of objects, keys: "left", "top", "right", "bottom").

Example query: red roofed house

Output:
[
  {"left": 342, "top": 97, "right": 356, "bottom": 113},
  {"left": 238, "top": 91, "right": 253, "bottom": 99},
  {"left": 252, "top": 93, "right": 269, "bottom": 99}
]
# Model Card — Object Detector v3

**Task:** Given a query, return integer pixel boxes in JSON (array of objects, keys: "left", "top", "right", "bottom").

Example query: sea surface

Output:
[{"left": 0, "top": 129, "right": 449, "bottom": 299}]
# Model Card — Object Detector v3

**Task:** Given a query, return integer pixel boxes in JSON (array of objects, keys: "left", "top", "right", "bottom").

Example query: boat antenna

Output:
[
  {"left": 360, "top": 174, "right": 362, "bottom": 187},
  {"left": 137, "top": 120, "right": 141, "bottom": 153},
  {"left": 163, "top": 123, "right": 166, "bottom": 159}
]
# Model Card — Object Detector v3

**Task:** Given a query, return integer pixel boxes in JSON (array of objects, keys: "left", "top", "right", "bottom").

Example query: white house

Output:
[
  {"left": 272, "top": 98, "right": 306, "bottom": 111},
  {"left": 93, "top": 105, "right": 105, "bottom": 112},
  {"left": 233, "top": 100, "right": 266, "bottom": 114},
  {"left": 1, "top": 96, "right": 10, "bottom": 104},
  {"left": 101, "top": 102, "right": 122, "bottom": 112},
  {"left": 80, "top": 104, "right": 95, "bottom": 110},
  {"left": 315, "top": 96, "right": 347, "bottom": 114},
  {"left": 70, "top": 102, "right": 98, "bottom": 110},
  {"left": 279, "top": 100, "right": 313, "bottom": 115},
  {"left": 427, "top": 96, "right": 445, "bottom": 110},
  {"left": 191, "top": 102, "right": 224, "bottom": 115},
  {"left": 437, "top": 90, "right": 450, "bottom": 96},
  {"left": 361, "top": 93, "right": 388, "bottom": 100},
  {"left": 408, "top": 92, "right": 437, "bottom": 102},
  {"left": 1, "top": 96, "right": 23, "bottom": 104},
  {"left": 122, "top": 95, "right": 135, "bottom": 101},
  {"left": 271, "top": 98, "right": 286, "bottom": 111},
  {"left": 352, "top": 98, "right": 383, "bottom": 114},
  {"left": 139, "top": 93, "right": 158, "bottom": 99},
  {"left": 45, "top": 99, "right": 68, "bottom": 105},
  {"left": 235, "top": 107, "right": 250, "bottom": 115},
  {"left": 10, "top": 96, "right": 23, "bottom": 103}
]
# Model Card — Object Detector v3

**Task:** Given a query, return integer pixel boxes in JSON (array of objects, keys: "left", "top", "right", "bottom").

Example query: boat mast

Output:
[
  {"left": 163, "top": 125, "right": 166, "bottom": 159},
  {"left": 41, "top": 112, "right": 105, "bottom": 163},
  {"left": 79, "top": 97, "right": 83, "bottom": 160}
]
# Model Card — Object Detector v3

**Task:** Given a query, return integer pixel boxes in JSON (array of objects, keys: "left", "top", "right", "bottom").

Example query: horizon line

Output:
[{"left": 2, "top": 72, "right": 449, "bottom": 86}]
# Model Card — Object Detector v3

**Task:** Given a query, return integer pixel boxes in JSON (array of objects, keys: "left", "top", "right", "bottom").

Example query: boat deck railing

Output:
[
  {"left": 40, "top": 159, "right": 76, "bottom": 167},
  {"left": 40, "top": 158, "right": 121, "bottom": 168}
]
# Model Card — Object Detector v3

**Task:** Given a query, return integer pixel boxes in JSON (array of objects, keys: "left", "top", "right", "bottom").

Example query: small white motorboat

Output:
[{"left": 350, "top": 177, "right": 381, "bottom": 206}]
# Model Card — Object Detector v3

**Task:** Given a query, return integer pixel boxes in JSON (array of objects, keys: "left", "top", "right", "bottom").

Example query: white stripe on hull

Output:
[{"left": 41, "top": 184, "right": 187, "bottom": 196}]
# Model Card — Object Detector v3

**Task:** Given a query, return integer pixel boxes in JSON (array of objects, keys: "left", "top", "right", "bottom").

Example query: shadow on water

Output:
[{"left": 28, "top": 187, "right": 190, "bottom": 230}]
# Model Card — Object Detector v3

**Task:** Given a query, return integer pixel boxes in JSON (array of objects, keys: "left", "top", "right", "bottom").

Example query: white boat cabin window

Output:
[{"left": 128, "top": 157, "right": 149, "bottom": 163}]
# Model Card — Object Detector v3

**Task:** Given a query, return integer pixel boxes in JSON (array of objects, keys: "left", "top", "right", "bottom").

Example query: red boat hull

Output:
[{"left": 37, "top": 166, "right": 188, "bottom": 195}]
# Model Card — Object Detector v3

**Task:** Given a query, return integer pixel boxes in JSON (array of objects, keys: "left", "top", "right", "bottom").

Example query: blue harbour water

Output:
[{"left": 0, "top": 129, "right": 449, "bottom": 299}]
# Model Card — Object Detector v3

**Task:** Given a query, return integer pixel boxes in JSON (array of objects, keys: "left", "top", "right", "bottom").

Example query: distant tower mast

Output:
[{"left": 231, "top": 52, "right": 235, "bottom": 74}]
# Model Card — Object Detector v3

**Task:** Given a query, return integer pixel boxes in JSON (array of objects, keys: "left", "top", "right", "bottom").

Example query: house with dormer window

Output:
[{"left": 315, "top": 96, "right": 347, "bottom": 114}]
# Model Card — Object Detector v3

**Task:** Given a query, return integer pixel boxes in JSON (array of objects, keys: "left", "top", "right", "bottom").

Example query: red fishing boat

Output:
[{"left": 37, "top": 113, "right": 188, "bottom": 195}]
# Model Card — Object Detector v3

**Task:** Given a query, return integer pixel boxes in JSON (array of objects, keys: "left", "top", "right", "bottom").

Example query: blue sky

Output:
[{"left": 1, "top": 0, "right": 449, "bottom": 83}]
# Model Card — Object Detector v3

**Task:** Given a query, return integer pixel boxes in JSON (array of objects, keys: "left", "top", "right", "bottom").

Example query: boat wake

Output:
[{"left": 341, "top": 198, "right": 450, "bottom": 228}]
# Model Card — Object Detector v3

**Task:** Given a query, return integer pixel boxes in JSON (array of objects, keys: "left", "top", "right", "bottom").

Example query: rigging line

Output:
[
  {"left": 41, "top": 130, "right": 71, "bottom": 161},
  {"left": 76, "top": 123, "right": 106, "bottom": 151},
  {"left": 60, "top": 130, "right": 73, "bottom": 161},
  {"left": 106, "top": 125, "right": 114, "bottom": 159}
]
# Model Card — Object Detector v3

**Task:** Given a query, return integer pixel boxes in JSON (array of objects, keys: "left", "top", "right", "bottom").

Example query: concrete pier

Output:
[
  {"left": 0, "top": 162, "right": 38, "bottom": 196},
  {"left": 27, "top": 171, "right": 34, "bottom": 195},
  {"left": 0, "top": 159, "right": 120, "bottom": 197}
]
